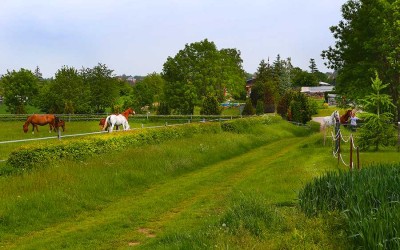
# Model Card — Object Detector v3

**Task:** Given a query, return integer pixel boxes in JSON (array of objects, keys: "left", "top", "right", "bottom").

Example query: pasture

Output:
[{"left": 0, "top": 116, "right": 399, "bottom": 249}]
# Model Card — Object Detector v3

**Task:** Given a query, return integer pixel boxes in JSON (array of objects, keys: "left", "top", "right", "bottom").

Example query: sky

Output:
[{"left": 0, "top": 0, "right": 347, "bottom": 79}]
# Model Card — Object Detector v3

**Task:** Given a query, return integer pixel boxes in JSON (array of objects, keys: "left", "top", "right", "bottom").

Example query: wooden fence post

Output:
[{"left": 349, "top": 135, "right": 353, "bottom": 170}]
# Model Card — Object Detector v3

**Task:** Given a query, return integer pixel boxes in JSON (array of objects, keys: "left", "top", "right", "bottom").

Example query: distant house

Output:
[
  {"left": 245, "top": 78, "right": 255, "bottom": 97},
  {"left": 300, "top": 82, "right": 334, "bottom": 97}
]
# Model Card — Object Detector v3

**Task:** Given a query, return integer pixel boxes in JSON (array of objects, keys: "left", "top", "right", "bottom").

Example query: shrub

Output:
[
  {"left": 255, "top": 100, "right": 264, "bottom": 115},
  {"left": 6, "top": 123, "right": 222, "bottom": 172},
  {"left": 242, "top": 99, "right": 255, "bottom": 116},
  {"left": 200, "top": 95, "right": 221, "bottom": 115}
]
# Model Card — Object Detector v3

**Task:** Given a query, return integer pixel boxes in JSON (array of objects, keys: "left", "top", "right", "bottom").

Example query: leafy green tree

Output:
[
  {"left": 132, "top": 72, "right": 165, "bottom": 109},
  {"left": 162, "top": 39, "right": 245, "bottom": 114},
  {"left": 0, "top": 68, "right": 39, "bottom": 113},
  {"left": 200, "top": 94, "right": 221, "bottom": 115},
  {"left": 250, "top": 59, "right": 277, "bottom": 113},
  {"left": 82, "top": 63, "right": 120, "bottom": 113},
  {"left": 292, "top": 67, "right": 318, "bottom": 86},
  {"left": 277, "top": 89, "right": 297, "bottom": 119},
  {"left": 322, "top": 0, "right": 400, "bottom": 120},
  {"left": 37, "top": 66, "right": 91, "bottom": 113},
  {"left": 289, "top": 92, "right": 313, "bottom": 124},
  {"left": 358, "top": 72, "right": 397, "bottom": 151}
]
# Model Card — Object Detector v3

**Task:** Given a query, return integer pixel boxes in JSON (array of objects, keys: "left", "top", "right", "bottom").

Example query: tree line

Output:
[{"left": 0, "top": 40, "right": 329, "bottom": 116}]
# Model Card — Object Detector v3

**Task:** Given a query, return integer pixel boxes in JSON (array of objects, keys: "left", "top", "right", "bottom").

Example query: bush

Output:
[
  {"left": 200, "top": 95, "right": 221, "bottom": 115},
  {"left": 242, "top": 99, "right": 255, "bottom": 115},
  {"left": 255, "top": 100, "right": 264, "bottom": 115},
  {"left": 6, "top": 123, "right": 222, "bottom": 172}
]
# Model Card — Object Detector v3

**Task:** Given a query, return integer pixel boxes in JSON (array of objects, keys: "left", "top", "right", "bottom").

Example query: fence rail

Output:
[{"left": 0, "top": 114, "right": 243, "bottom": 122}]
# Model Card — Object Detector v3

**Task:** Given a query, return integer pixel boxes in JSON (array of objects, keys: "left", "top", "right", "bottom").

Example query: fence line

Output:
[{"left": 0, "top": 119, "right": 231, "bottom": 162}]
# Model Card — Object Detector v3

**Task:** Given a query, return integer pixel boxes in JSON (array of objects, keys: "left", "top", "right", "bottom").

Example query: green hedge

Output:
[{"left": 6, "top": 123, "right": 222, "bottom": 172}]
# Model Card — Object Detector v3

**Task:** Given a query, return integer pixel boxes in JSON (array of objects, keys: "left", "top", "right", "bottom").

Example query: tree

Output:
[
  {"left": 82, "top": 63, "right": 120, "bottom": 113},
  {"left": 242, "top": 98, "right": 255, "bottom": 115},
  {"left": 292, "top": 68, "right": 318, "bottom": 87},
  {"left": 289, "top": 92, "right": 313, "bottom": 124},
  {"left": 0, "top": 69, "right": 39, "bottom": 113},
  {"left": 36, "top": 66, "right": 91, "bottom": 114},
  {"left": 250, "top": 59, "right": 277, "bottom": 113},
  {"left": 132, "top": 72, "right": 165, "bottom": 109},
  {"left": 358, "top": 72, "right": 397, "bottom": 151},
  {"left": 162, "top": 39, "right": 245, "bottom": 114},
  {"left": 200, "top": 94, "right": 221, "bottom": 115},
  {"left": 309, "top": 58, "right": 318, "bottom": 74},
  {"left": 322, "top": 0, "right": 400, "bottom": 120}
]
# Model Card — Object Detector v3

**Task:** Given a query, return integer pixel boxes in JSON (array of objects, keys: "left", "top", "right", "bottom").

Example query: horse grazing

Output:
[
  {"left": 23, "top": 114, "right": 58, "bottom": 134},
  {"left": 99, "top": 108, "right": 135, "bottom": 131},
  {"left": 322, "top": 110, "right": 340, "bottom": 130},
  {"left": 340, "top": 109, "right": 353, "bottom": 125},
  {"left": 103, "top": 114, "right": 130, "bottom": 132},
  {"left": 56, "top": 119, "right": 66, "bottom": 132}
]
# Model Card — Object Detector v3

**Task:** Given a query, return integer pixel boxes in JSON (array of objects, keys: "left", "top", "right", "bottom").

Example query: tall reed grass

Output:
[{"left": 299, "top": 164, "right": 400, "bottom": 249}]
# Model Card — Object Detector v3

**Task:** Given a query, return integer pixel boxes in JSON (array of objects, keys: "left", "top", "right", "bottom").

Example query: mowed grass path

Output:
[{"left": 0, "top": 125, "right": 342, "bottom": 249}]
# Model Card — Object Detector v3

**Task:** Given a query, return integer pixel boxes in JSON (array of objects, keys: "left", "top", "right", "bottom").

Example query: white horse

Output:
[
  {"left": 103, "top": 114, "right": 130, "bottom": 132},
  {"left": 322, "top": 110, "right": 340, "bottom": 130}
]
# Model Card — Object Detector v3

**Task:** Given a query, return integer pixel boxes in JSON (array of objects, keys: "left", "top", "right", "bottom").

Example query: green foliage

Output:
[
  {"left": 0, "top": 69, "right": 39, "bottom": 114},
  {"left": 322, "top": 0, "right": 400, "bottom": 118},
  {"left": 162, "top": 39, "right": 245, "bottom": 114},
  {"left": 6, "top": 123, "right": 222, "bottom": 172},
  {"left": 38, "top": 66, "right": 91, "bottom": 113},
  {"left": 242, "top": 98, "right": 255, "bottom": 115},
  {"left": 289, "top": 92, "right": 313, "bottom": 124},
  {"left": 157, "top": 101, "right": 171, "bottom": 115},
  {"left": 132, "top": 72, "right": 164, "bottom": 108},
  {"left": 255, "top": 100, "right": 264, "bottom": 115},
  {"left": 358, "top": 112, "right": 397, "bottom": 151},
  {"left": 250, "top": 59, "right": 278, "bottom": 113},
  {"left": 277, "top": 89, "right": 296, "bottom": 119},
  {"left": 219, "top": 192, "right": 281, "bottom": 237},
  {"left": 82, "top": 63, "right": 120, "bottom": 113},
  {"left": 299, "top": 164, "right": 400, "bottom": 249},
  {"left": 200, "top": 95, "right": 221, "bottom": 115},
  {"left": 358, "top": 73, "right": 397, "bottom": 151}
]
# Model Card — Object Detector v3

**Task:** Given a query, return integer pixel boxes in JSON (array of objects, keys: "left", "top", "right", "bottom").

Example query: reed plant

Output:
[{"left": 299, "top": 164, "right": 400, "bottom": 249}]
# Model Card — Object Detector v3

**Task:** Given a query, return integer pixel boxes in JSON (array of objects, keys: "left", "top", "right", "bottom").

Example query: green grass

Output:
[{"left": 0, "top": 117, "right": 398, "bottom": 249}]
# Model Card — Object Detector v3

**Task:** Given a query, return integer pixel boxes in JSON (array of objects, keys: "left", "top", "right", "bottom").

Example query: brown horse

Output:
[
  {"left": 56, "top": 119, "right": 66, "bottom": 132},
  {"left": 23, "top": 114, "right": 58, "bottom": 134},
  {"left": 100, "top": 108, "right": 135, "bottom": 131},
  {"left": 340, "top": 109, "right": 353, "bottom": 124}
]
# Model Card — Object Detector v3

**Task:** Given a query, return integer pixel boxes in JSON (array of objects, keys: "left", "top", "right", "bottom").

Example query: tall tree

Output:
[
  {"left": 82, "top": 63, "right": 120, "bottom": 113},
  {"left": 133, "top": 72, "right": 164, "bottom": 108},
  {"left": 36, "top": 66, "right": 91, "bottom": 113},
  {"left": 162, "top": 39, "right": 245, "bottom": 114},
  {"left": 251, "top": 59, "right": 277, "bottom": 113},
  {"left": 322, "top": 0, "right": 400, "bottom": 119},
  {"left": 309, "top": 58, "right": 318, "bottom": 74},
  {"left": 0, "top": 69, "right": 38, "bottom": 114}
]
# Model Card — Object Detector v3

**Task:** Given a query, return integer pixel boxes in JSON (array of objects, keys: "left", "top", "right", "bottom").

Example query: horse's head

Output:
[
  {"left": 23, "top": 123, "right": 29, "bottom": 133},
  {"left": 333, "top": 110, "right": 340, "bottom": 122},
  {"left": 126, "top": 108, "right": 135, "bottom": 115}
]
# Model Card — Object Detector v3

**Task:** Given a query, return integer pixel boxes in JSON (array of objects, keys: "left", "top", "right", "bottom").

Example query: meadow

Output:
[{"left": 0, "top": 111, "right": 399, "bottom": 249}]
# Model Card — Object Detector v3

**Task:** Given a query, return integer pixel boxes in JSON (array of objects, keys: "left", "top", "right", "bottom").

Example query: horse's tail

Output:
[{"left": 103, "top": 116, "right": 110, "bottom": 131}]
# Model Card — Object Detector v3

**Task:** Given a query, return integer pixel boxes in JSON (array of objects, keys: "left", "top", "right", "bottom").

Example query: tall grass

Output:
[{"left": 299, "top": 164, "right": 400, "bottom": 249}]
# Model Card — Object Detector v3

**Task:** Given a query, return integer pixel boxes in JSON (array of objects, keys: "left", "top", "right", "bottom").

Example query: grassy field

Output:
[{"left": 0, "top": 114, "right": 399, "bottom": 248}]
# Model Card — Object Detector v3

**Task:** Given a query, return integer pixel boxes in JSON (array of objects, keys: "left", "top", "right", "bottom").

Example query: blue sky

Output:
[{"left": 0, "top": 0, "right": 347, "bottom": 78}]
